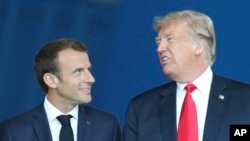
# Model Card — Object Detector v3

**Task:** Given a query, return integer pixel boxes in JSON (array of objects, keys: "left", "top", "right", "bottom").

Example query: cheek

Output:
[
  {"left": 174, "top": 50, "right": 193, "bottom": 65},
  {"left": 57, "top": 84, "right": 71, "bottom": 94},
  {"left": 57, "top": 80, "right": 76, "bottom": 92}
]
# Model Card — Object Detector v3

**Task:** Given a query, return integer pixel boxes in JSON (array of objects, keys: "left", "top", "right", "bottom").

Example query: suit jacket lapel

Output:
[
  {"left": 77, "top": 105, "right": 92, "bottom": 141},
  {"left": 203, "top": 74, "right": 229, "bottom": 141},
  {"left": 159, "top": 82, "right": 177, "bottom": 141},
  {"left": 31, "top": 103, "right": 53, "bottom": 141}
]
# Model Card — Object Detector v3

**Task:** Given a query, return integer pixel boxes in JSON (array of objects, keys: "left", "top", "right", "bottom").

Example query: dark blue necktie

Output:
[{"left": 57, "top": 115, "right": 74, "bottom": 141}]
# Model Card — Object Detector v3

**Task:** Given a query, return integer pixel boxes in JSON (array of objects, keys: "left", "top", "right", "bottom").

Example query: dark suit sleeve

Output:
[
  {"left": 0, "top": 122, "right": 12, "bottom": 141},
  {"left": 122, "top": 100, "right": 138, "bottom": 141}
]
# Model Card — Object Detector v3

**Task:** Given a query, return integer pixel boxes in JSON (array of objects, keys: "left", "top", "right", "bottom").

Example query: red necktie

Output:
[{"left": 178, "top": 84, "right": 198, "bottom": 141}]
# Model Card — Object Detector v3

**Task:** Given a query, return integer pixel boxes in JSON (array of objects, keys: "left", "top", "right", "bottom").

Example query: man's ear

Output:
[
  {"left": 194, "top": 39, "right": 206, "bottom": 55},
  {"left": 43, "top": 73, "right": 59, "bottom": 88}
]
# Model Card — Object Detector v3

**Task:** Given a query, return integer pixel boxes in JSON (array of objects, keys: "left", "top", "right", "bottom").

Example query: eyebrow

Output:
[{"left": 74, "top": 65, "right": 92, "bottom": 71}]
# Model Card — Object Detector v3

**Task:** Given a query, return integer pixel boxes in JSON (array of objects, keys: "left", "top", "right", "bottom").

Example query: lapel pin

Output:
[
  {"left": 219, "top": 94, "right": 224, "bottom": 100},
  {"left": 86, "top": 120, "right": 91, "bottom": 125}
]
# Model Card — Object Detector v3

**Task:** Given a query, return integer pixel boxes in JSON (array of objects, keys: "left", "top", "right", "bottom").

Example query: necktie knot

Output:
[
  {"left": 57, "top": 115, "right": 72, "bottom": 126},
  {"left": 185, "top": 84, "right": 196, "bottom": 94}
]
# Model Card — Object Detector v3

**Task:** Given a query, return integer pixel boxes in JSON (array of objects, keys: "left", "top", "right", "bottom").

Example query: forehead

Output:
[
  {"left": 158, "top": 22, "right": 187, "bottom": 36},
  {"left": 57, "top": 48, "right": 90, "bottom": 68}
]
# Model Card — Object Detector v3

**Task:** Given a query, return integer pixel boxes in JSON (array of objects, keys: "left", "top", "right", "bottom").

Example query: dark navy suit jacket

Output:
[
  {"left": 122, "top": 74, "right": 250, "bottom": 141},
  {"left": 0, "top": 103, "right": 121, "bottom": 141}
]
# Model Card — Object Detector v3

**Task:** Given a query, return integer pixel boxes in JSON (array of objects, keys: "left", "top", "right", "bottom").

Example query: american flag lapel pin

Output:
[{"left": 219, "top": 94, "right": 224, "bottom": 100}]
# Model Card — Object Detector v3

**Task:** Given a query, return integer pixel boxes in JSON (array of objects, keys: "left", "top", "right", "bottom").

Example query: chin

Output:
[
  {"left": 163, "top": 69, "right": 171, "bottom": 75},
  {"left": 78, "top": 96, "right": 92, "bottom": 104},
  {"left": 84, "top": 98, "right": 92, "bottom": 104},
  {"left": 163, "top": 70, "right": 176, "bottom": 79}
]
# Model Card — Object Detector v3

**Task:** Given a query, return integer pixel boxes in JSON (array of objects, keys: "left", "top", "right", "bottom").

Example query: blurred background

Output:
[{"left": 1, "top": 0, "right": 250, "bottom": 127}]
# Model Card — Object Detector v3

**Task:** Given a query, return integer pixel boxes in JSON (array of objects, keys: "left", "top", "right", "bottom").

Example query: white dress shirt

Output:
[
  {"left": 176, "top": 67, "right": 213, "bottom": 141},
  {"left": 44, "top": 97, "right": 78, "bottom": 141}
]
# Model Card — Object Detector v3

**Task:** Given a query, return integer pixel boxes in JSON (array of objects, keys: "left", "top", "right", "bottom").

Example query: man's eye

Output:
[
  {"left": 74, "top": 69, "right": 82, "bottom": 75},
  {"left": 167, "top": 37, "right": 173, "bottom": 41},
  {"left": 155, "top": 38, "right": 161, "bottom": 44}
]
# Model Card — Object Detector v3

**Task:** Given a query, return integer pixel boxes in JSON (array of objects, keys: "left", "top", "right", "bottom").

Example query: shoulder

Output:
[
  {"left": 0, "top": 104, "right": 44, "bottom": 128},
  {"left": 124, "top": 81, "right": 175, "bottom": 112},
  {"left": 78, "top": 105, "right": 121, "bottom": 140},
  {"left": 131, "top": 81, "right": 175, "bottom": 103},
  {"left": 78, "top": 105, "right": 120, "bottom": 130},
  {"left": 214, "top": 74, "right": 250, "bottom": 90},
  {"left": 0, "top": 104, "right": 42, "bottom": 128},
  {"left": 79, "top": 105, "right": 119, "bottom": 122},
  {"left": 213, "top": 74, "right": 250, "bottom": 101}
]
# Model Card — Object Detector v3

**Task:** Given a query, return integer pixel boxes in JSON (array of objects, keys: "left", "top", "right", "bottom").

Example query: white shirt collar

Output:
[
  {"left": 176, "top": 66, "right": 213, "bottom": 94},
  {"left": 44, "top": 96, "right": 79, "bottom": 122}
]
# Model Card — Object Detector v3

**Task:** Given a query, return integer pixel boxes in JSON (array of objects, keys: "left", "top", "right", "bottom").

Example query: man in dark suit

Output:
[
  {"left": 0, "top": 38, "right": 121, "bottom": 141},
  {"left": 122, "top": 10, "right": 250, "bottom": 141}
]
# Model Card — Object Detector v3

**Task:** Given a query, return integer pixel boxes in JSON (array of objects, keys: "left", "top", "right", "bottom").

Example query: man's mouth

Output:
[
  {"left": 80, "top": 88, "right": 91, "bottom": 93},
  {"left": 161, "top": 56, "right": 169, "bottom": 62}
]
